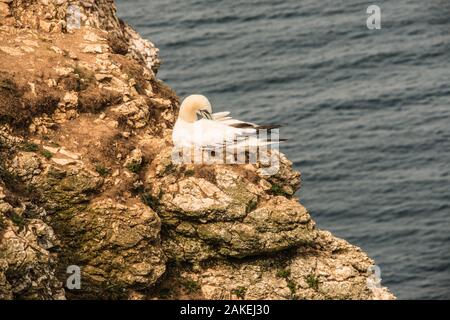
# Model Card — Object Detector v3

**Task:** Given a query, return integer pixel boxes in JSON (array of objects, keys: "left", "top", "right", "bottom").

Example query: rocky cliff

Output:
[{"left": 0, "top": 0, "right": 394, "bottom": 300}]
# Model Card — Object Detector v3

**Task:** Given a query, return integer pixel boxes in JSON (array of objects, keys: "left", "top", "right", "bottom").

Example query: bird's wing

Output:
[
  {"left": 211, "top": 111, "right": 280, "bottom": 130},
  {"left": 192, "top": 119, "right": 254, "bottom": 147},
  {"left": 192, "top": 119, "right": 282, "bottom": 151},
  {"left": 212, "top": 111, "right": 230, "bottom": 120},
  {"left": 210, "top": 111, "right": 255, "bottom": 127}
]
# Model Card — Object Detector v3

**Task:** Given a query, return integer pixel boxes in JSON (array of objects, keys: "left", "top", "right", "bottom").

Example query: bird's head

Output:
[{"left": 179, "top": 94, "right": 213, "bottom": 122}]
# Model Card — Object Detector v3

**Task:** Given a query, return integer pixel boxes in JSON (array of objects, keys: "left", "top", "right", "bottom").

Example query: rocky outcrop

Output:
[
  {"left": 0, "top": 182, "right": 64, "bottom": 299},
  {"left": 0, "top": 0, "right": 395, "bottom": 300},
  {"left": 145, "top": 149, "right": 315, "bottom": 262},
  {"left": 57, "top": 198, "right": 166, "bottom": 298},
  {"left": 153, "top": 230, "right": 391, "bottom": 300}
]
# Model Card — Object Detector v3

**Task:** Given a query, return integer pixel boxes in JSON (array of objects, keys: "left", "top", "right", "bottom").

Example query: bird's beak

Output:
[{"left": 198, "top": 109, "right": 213, "bottom": 120}]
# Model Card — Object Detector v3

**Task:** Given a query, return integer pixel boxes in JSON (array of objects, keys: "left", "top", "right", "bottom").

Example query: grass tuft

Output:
[
  {"left": 95, "top": 164, "right": 111, "bottom": 177},
  {"left": 40, "top": 150, "right": 53, "bottom": 159},
  {"left": 180, "top": 278, "right": 200, "bottom": 293},
  {"left": 276, "top": 269, "right": 291, "bottom": 279},
  {"left": 21, "top": 142, "right": 39, "bottom": 152},
  {"left": 231, "top": 287, "right": 247, "bottom": 299},
  {"left": 269, "top": 184, "right": 289, "bottom": 196},
  {"left": 305, "top": 274, "right": 320, "bottom": 291},
  {"left": 126, "top": 160, "right": 142, "bottom": 174}
]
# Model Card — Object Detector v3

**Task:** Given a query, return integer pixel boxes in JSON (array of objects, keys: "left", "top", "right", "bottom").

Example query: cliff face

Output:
[{"left": 0, "top": 0, "right": 394, "bottom": 300}]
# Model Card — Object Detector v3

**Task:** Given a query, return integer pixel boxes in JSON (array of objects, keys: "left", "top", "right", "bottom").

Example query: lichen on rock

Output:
[
  {"left": 56, "top": 198, "right": 166, "bottom": 298},
  {"left": 0, "top": 182, "right": 65, "bottom": 299}
]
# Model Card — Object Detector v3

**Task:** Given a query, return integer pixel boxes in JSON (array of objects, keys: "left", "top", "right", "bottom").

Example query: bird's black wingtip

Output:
[
  {"left": 255, "top": 124, "right": 282, "bottom": 130},
  {"left": 228, "top": 123, "right": 283, "bottom": 130}
]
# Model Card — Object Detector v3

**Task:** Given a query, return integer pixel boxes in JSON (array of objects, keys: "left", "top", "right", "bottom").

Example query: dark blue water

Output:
[{"left": 116, "top": 0, "right": 450, "bottom": 299}]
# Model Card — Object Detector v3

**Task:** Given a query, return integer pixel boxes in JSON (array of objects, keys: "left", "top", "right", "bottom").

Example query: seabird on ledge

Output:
[{"left": 172, "top": 94, "right": 282, "bottom": 150}]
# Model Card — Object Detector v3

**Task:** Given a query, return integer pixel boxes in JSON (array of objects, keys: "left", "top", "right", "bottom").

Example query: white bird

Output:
[{"left": 172, "top": 94, "right": 282, "bottom": 150}]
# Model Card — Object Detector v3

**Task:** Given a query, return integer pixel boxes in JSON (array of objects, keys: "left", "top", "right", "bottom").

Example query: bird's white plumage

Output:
[
  {"left": 212, "top": 111, "right": 257, "bottom": 127},
  {"left": 173, "top": 95, "right": 278, "bottom": 150},
  {"left": 211, "top": 111, "right": 230, "bottom": 120},
  {"left": 173, "top": 118, "right": 255, "bottom": 149}
]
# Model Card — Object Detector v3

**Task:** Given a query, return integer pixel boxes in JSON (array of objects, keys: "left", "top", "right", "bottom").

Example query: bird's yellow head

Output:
[{"left": 178, "top": 94, "right": 212, "bottom": 123}]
